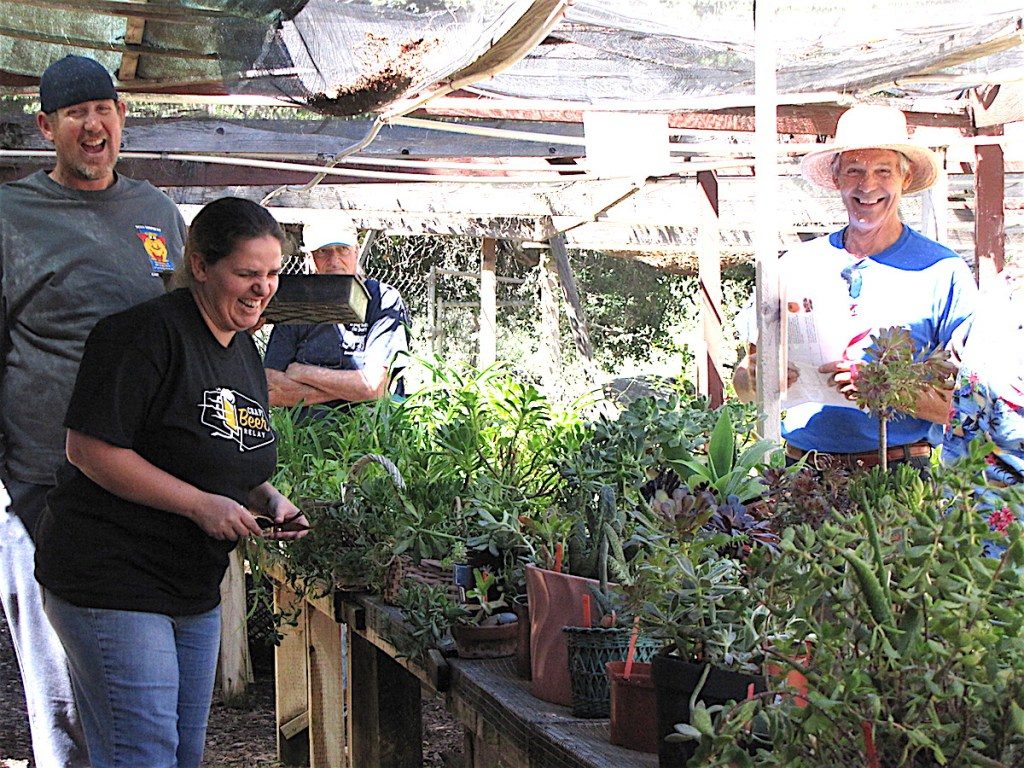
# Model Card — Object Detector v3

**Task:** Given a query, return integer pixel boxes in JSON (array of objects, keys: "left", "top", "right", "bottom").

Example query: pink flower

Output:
[
  {"left": 968, "top": 372, "right": 979, "bottom": 386},
  {"left": 988, "top": 507, "right": 1016, "bottom": 534},
  {"left": 986, "top": 454, "right": 998, "bottom": 465}
]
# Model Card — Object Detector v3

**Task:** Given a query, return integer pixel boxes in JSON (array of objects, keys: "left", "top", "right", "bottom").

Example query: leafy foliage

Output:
[{"left": 686, "top": 445, "right": 1024, "bottom": 767}]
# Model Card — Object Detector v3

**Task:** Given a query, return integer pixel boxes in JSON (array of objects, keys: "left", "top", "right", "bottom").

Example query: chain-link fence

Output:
[{"left": 352, "top": 234, "right": 754, "bottom": 401}]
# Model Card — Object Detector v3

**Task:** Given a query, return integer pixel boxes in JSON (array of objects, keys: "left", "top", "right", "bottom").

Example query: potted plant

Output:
[
  {"left": 681, "top": 446, "right": 1024, "bottom": 766},
  {"left": 448, "top": 567, "right": 519, "bottom": 659}
]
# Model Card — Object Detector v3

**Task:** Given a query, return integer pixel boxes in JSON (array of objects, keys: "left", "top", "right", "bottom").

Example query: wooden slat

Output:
[
  {"left": 118, "top": 8, "right": 146, "bottom": 82},
  {"left": 216, "top": 548, "right": 253, "bottom": 702}
]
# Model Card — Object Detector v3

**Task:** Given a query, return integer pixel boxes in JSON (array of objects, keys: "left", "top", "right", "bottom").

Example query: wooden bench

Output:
[{"left": 271, "top": 577, "right": 656, "bottom": 768}]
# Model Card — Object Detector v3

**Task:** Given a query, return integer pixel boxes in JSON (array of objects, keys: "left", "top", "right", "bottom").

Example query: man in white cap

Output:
[
  {"left": 0, "top": 55, "right": 185, "bottom": 766},
  {"left": 263, "top": 216, "right": 410, "bottom": 414},
  {"left": 733, "top": 104, "right": 976, "bottom": 469}
]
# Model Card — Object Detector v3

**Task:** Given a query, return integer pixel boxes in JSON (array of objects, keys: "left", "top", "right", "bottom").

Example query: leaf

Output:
[
  {"left": 1011, "top": 701, "right": 1024, "bottom": 735},
  {"left": 691, "top": 702, "right": 715, "bottom": 736},
  {"left": 669, "top": 723, "right": 704, "bottom": 741},
  {"left": 708, "top": 409, "right": 736, "bottom": 479}
]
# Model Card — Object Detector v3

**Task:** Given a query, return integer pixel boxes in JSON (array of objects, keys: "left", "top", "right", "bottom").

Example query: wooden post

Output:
[
  {"left": 479, "top": 238, "right": 497, "bottom": 367},
  {"left": 975, "top": 125, "right": 1005, "bottom": 287},
  {"left": 920, "top": 147, "right": 948, "bottom": 244},
  {"left": 697, "top": 170, "right": 724, "bottom": 408},
  {"left": 348, "top": 631, "right": 422, "bottom": 768},
  {"left": 427, "top": 265, "right": 438, "bottom": 355},
  {"left": 753, "top": 0, "right": 782, "bottom": 443},
  {"left": 275, "top": 581, "right": 310, "bottom": 766},
  {"left": 538, "top": 248, "right": 563, "bottom": 389},
  {"left": 307, "top": 609, "right": 346, "bottom": 768},
  {"left": 217, "top": 548, "right": 252, "bottom": 702},
  {"left": 547, "top": 233, "right": 599, "bottom": 389}
]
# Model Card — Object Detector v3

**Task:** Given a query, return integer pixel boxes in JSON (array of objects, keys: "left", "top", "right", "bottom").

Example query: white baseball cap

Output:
[{"left": 302, "top": 216, "right": 359, "bottom": 252}]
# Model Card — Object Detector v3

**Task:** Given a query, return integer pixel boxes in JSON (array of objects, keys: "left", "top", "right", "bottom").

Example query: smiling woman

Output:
[{"left": 33, "top": 197, "right": 307, "bottom": 768}]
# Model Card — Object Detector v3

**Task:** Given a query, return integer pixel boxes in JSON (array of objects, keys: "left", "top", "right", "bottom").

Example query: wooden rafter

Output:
[
  {"left": 0, "top": 24, "right": 216, "bottom": 61},
  {"left": 8, "top": 0, "right": 226, "bottom": 23}
]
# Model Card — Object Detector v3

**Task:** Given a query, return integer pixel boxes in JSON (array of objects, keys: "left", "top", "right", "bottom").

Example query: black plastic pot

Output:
[{"left": 651, "top": 654, "right": 765, "bottom": 767}]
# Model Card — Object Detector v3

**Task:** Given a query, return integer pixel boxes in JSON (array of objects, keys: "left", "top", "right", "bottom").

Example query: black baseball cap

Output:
[{"left": 39, "top": 55, "right": 118, "bottom": 114}]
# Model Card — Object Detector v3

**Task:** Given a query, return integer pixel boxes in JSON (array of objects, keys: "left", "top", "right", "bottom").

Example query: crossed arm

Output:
[{"left": 265, "top": 363, "right": 388, "bottom": 407}]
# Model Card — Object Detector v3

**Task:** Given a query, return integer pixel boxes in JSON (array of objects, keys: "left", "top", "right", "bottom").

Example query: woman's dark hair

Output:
[{"left": 185, "top": 197, "right": 285, "bottom": 270}]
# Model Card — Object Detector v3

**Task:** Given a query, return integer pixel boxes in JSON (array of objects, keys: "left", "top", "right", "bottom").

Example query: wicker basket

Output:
[
  {"left": 382, "top": 555, "right": 463, "bottom": 606},
  {"left": 563, "top": 626, "right": 661, "bottom": 718}
]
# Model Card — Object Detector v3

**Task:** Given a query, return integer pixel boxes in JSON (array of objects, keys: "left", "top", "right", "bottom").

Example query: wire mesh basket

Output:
[{"left": 563, "top": 626, "right": 661, "bottom": 719}]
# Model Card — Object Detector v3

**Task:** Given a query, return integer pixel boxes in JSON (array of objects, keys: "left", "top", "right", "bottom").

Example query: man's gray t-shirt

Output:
[{"left": 0, "top": 170, "right": 186, "bottom": 485}]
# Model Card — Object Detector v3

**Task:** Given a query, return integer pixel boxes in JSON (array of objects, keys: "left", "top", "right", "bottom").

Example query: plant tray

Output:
[
  {"left": 262, "top": 274, "right": 369, "bottom": 325},
  {"left": 383, "top": 555, "right": 463, "bottom": 606}
]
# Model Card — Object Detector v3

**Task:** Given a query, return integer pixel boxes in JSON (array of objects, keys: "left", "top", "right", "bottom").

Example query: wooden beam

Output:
[
  {"left": 415, "top": 96, "right": 974, "bottom": 133},
  {"left": 538, "top": 250, "right": 563, "bottom": 390},
  {"left": 8, "top": 0, "right": 227, "bottom": 22},
  {"left": 0, "top": 24, "right": 217, "bottom": 60},
  {"left": 0, "top": 111, "right": 584, "bottom": 158},
  {"left": 479, "top": 238, "right": 497, "bottom": 367},
  {"left": 697, "top": 170, "right": 724, "bottom": 408},
  {"left": 348, "top": 632, "right": 422, "bottom": 768},
  {"left": 969, "top": 82, "right": 1024, "bottom": 129},
  {"left": 118, "top": 6, "right": 146, "bottom": 82},
  {"left": 975, "top": 124, "right": 1006, "bottom": 286},
  {"left": 547, "top": 234, "right": 597, "bottom": 387}
]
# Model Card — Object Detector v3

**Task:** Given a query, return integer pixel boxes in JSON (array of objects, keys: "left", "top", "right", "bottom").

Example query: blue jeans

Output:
[{"left": 42, "top": 590, "right": 220, "bottom": 768}]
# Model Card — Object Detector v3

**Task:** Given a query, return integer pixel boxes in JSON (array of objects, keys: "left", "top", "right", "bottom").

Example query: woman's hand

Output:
[
  {"left": 189, "top": 493, "right": 264, "bottom": 541},
  {"left": 248, "top": 482, "right": 309, "bottom": 540}
]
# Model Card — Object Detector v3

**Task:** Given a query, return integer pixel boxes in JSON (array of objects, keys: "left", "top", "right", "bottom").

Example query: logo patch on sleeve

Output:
[
  {"left": 136, "top": 225, "right": 175, "bottom": 272},
  {"left": 200, "top": 388, "right": 274, "bottom": 451}
]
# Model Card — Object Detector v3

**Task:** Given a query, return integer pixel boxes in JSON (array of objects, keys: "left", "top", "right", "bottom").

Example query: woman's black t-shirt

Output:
[{"left": 35, "top": 288, "right": 277, "bottom": 616}]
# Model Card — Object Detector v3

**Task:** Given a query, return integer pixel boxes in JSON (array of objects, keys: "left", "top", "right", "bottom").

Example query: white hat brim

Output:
[{"left": 800, "top": 141, "right": 939, "bottom": 194}]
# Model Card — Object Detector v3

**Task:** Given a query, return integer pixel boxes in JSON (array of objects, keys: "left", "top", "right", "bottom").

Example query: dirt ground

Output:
[{"left": 0, "top": 613, "right": 463, "bottom": 768}]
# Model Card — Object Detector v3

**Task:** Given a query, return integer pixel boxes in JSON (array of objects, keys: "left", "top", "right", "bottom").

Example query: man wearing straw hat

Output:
[
  {"left": 264, "top": 216, "right": 410, "bottom": 416},
  {"left": 733, "top": 104, "right": 976, "bottom": 470}
]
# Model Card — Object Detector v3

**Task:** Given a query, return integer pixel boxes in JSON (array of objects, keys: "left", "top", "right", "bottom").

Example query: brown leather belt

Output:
[{"left": 785, "top": 441, "right": 931, "bottom": 471}]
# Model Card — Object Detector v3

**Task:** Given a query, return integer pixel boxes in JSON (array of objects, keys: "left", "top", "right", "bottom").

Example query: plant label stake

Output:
[{"left": 624, "top": 616, "right": 640, "bottom": 680}]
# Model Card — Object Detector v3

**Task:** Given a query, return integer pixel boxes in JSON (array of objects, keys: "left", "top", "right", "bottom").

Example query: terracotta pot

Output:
[
  {"left": 607, "top": 661, "right": 658, "bottom": 753},
  {"left": 525, "top": 564, "right": 601, "bottom": 706},
  {"left": 652, "top": 654, "right": 765, "bottom": 768},
  {"left": 451, "top": 620, "right": 518, "bottom": 659},
  {"left": 764, "top": 659, "right": 809, "bottom": 708},
  {"left": 511, "top": 595, "right": 532, "bottom": 679}
]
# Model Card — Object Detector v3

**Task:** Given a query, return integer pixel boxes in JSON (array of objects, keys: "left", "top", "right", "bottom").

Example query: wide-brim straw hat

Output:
[{"left": 800, "top": 104, "right": 940, "bottom": 194}]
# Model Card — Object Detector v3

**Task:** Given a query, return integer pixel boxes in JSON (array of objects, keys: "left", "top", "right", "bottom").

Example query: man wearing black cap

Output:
[{"left": 0, "top": 55, "right": 185, "bottom": 766}]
